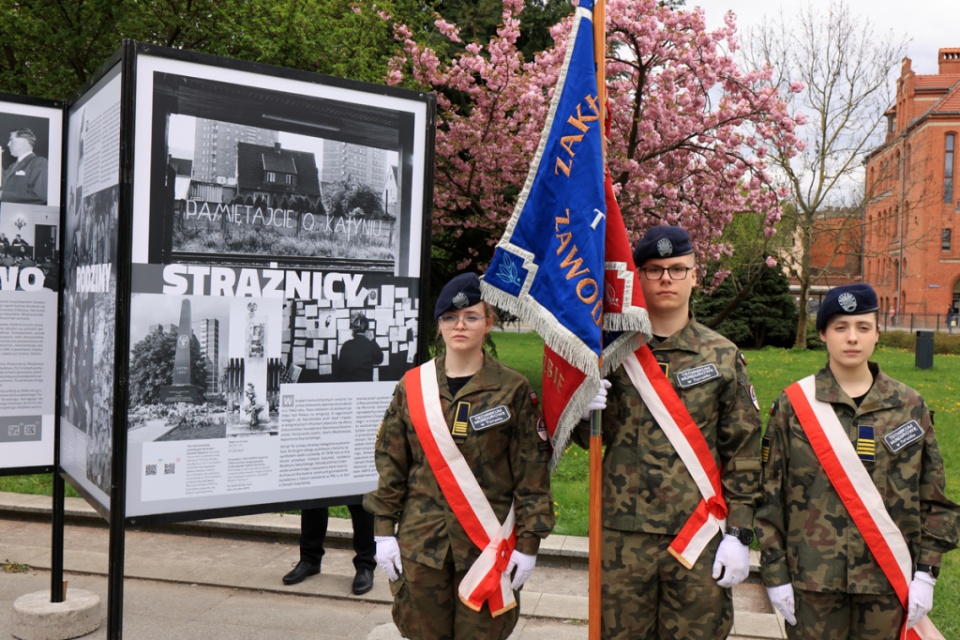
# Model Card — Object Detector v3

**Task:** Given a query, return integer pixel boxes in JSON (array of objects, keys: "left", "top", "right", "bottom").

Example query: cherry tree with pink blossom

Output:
[{"left": 384, "top": 0, "right": 804, "bottom": 281}]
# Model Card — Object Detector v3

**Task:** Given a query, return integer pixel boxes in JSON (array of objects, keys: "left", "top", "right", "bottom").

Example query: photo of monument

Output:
[{"left": 125, "top": 293, "right": 293, "bottom": 444}]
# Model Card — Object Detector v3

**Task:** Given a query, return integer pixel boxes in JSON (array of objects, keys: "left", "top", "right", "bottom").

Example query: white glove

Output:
[
  {"left": 375, "top": 535, "right": 403, "bottom": 581},
  {"left": 712, "top": 534, "right": 750, "bottom": 588},
  {"left": 505, "top": 550, "right": 537, "bottom": 590},
  {"left": 766, "top": 583, "right": 797, "bottom": 625},
  {"left": 581, "top": 379, "right": 612, "bottom": 420},
  {"left": 907, "top": 571, "right": 936, "bottom": 629}
]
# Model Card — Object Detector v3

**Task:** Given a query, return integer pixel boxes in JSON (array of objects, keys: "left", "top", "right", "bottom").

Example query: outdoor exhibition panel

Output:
[
  {"left": 57, "top": 42, "right": 436, "bottom": 524},
  {"left": 0, "top": 93, "right": 63, "bottom": 476}
]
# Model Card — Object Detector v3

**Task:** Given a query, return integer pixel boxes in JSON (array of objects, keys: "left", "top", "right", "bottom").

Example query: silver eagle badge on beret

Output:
[
  {"left": 452, "top": 292, "right": 469, "bottom": 309},
  {"left": 657, "top": 237, "right": 673, "bottom": 257},
  {"left": 838, "top": 292, "right": 857, "bottom": 312}
]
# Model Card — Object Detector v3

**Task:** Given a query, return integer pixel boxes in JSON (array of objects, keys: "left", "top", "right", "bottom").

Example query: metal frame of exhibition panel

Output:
[{"left": 54, "top": 41, "right": 436, "bottom": 639}]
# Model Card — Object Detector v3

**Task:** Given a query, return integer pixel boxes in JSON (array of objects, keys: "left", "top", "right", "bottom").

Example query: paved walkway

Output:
[{"left": 0, "top": 492, "right": 786, "bottom": 639}]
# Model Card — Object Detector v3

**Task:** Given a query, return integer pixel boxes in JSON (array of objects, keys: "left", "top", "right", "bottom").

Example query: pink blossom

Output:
[
  {"left": 435, "top": 18, "right": 461, "bottom": 43},
  {"left": 384, "top": 0, "right": 803, "bottom": 273}
]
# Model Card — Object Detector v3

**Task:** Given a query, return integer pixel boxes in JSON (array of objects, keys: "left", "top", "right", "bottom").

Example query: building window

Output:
[
  {"left": 265, "top": 171, "right": 276, "bottom": 183},
  {"left": 285, "top": 174, "right": 296, "bottom": 186},
  {"left": 946, "top": 134, "right": 955, "bottom": 203},
  {"left": 943, "top": 228, "right": 952, "bottom": 251}
]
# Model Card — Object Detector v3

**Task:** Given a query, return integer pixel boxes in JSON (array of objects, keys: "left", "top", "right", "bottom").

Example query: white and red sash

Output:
[
  {"left": 622, "top": 345, "right": 728, "bottom": 569},
  {"left": 786, "top": 375, "right": 943, "bottom": 640},
  {"left": 404, "top": 359, "right": 518, "bottom": 617}
]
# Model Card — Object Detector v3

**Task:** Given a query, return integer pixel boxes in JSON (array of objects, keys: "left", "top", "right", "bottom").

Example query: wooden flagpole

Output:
[{"left": 590, "top": 2, "right": 606, "bottom": 639}]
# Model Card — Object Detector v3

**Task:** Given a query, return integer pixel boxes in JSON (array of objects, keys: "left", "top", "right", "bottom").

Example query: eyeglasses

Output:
[
  {"left": 639, "top": 266, "right": 694, "bottom": 281},
  {"left": 438, "top": 314, "right": 488, "bottom": 328}
]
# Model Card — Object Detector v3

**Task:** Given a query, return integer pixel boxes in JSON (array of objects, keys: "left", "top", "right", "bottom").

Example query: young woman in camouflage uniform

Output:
[
  {"left": 756, "top": 283, "right": 960, "bottom": 639},
  {"left": 364, "top": 273, "right": 555, "bottom": 639}
]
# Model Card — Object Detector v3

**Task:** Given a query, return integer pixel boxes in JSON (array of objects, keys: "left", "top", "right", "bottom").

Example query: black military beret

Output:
[
  {"left": 434, "top": 273, "right": 482, "bottom": 319},
  {"left": 632, "top": 225, "right": 693, "bottom": 266},
  {"left": 816, "top": 283, "right": 879, "bottom": 331}
]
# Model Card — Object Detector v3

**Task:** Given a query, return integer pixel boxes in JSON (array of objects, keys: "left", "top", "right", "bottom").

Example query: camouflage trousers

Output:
[
  {"left": 389, "top": 553, "right": 520, "bottom": 640},
  {"left": 788, "top": 588, "right": 905, "bottom": 640},
  {"left": 601, "top": 528, "right": 732, "bottom": 640}
]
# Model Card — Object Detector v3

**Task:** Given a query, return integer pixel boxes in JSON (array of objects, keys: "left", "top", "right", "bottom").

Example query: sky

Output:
[{"left": 698, "top": 0, "right": 955, "bottom": 77}]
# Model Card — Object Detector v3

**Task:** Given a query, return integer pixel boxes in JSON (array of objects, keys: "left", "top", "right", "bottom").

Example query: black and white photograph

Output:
[
  {"left": 281, "top": 275, "right": 420, "bottom": 385},
  {"left": 133, "top": 61, "right": 428, "bottom": 275},
  {"left": 163, "top": 114, "right": 400, "bottom": 269},
  {"left": 0, "top": 110, "right": 54, "bottom": 207},
  {"left": 125, "top": 293, "right": 296, "bottom": 443},
  {"left": 0, "top": 204, "right": 59, "bottom": 290}
]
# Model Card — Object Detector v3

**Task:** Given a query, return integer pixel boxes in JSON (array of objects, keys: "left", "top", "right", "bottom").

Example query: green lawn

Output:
[{"left": 490, "top": 331, "right": 960, "bottom": 635}]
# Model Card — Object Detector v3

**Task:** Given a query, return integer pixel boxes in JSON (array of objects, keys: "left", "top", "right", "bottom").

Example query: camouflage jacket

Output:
[
  {"left": 573, "top": 320, "right": 762, "bottom": 534},
  {"left": 756, "top": 363, "right": 960, "bottom": 594},
  {"left": 363, "top": 353, "right": 555, "bottom": 572}
]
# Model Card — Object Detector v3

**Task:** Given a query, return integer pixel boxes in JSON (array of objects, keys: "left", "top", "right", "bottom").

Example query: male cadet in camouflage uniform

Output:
[
  {"left": 364, "top": 273, "right": 555, "bottom": 639},
  {"left": 756, "top": 283, "right": 960, "bottom": 639},
  {"left": 575, "top": 225, "right": 763, "bottom": 639}
]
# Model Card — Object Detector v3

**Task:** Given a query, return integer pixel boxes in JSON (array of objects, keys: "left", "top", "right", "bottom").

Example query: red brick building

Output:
[
  {"left": 782, "top": 207, "right": 864, "bottom": 312},
  {"left": 863, "top": 48, "right": 960, "bottom": 322}
]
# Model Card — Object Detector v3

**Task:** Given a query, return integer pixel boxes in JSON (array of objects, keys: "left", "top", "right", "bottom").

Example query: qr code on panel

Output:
[
  {"left": 164, "top": 463, "right": 176, "bottom": 475},
  {"left": 145, "top": 464, "right": 157, "bottom": 476}
]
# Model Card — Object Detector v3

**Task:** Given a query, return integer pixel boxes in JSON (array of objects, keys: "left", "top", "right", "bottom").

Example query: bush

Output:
[
  {"left": 805, "top": 322, "right": 824, "bottom": 350},
  {"left": 880, "top": 330, "right": 960, "bottom": 355}
]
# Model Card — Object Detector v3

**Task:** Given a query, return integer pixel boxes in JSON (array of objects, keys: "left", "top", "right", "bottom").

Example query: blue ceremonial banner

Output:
[{"left": 480, "top": 1, "right": 605, "bottom": 457}]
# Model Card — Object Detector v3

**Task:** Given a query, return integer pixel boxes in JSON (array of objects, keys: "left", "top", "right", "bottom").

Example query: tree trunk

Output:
[
  {"left": 794, "top": 228, "right": 813, "bottom": 349},
  {"left": 795, "top": 278, "right": 810, "bottom": 349}
]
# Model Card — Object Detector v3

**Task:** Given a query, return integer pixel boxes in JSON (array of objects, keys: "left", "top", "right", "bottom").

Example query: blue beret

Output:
[
  {"left": 816, "top": 284, "right": 879, "bottom": 331},
  {"left": 435, "top": 273, "right": 482, "bottom": 319},
  {"left": 632, "top": 225, "right": 693, "bottom": 266}
]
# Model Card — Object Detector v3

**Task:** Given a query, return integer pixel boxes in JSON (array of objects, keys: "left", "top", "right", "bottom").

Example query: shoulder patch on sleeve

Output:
[
  {"left": 739, "top": 352, "right": 748, "bottom": 367},
  {"left": 769, "top": 401, "right": 777, "bottom": 417}
]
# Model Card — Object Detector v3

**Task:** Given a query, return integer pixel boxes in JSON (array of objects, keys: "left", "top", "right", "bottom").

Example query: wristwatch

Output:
[
  {"left": 725, "top": 526, "right": 754, "bottom": 546},
  {"left": 916, "top": 563, "right": 940, "bottom": 579}
]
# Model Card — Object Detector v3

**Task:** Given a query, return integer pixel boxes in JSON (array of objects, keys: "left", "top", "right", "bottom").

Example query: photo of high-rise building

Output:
[{"left": 191, "top": 119, "right": 277, "bottom": 184}]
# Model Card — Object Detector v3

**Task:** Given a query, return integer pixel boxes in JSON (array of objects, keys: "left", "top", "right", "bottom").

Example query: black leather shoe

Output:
[
  {"left": 282, "top": 561, "right": 319, "bottom": 585},
  {"left": 352, "top": 567, "right": 374, "bottom": 595}
]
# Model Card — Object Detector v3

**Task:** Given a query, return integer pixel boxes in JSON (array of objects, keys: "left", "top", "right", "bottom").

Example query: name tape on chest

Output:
[
  {"left": 881, "top": 419, "right": 924, "bottom": 454},
  {"left": 469, "top": 405, "right": 511, "bottom": 431},
  {"left": 675, "top": 363, "right": 720, "bottom": 389}
]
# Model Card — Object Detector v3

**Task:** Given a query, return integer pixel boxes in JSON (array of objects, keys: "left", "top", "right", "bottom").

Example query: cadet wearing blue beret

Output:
[
  {"left": 632, "top": 224, "right": 694, "bottom": 266},
  {"left": 815, "top": 283, "right": 879, "bottom": 332},
  {"left": 757, "top": 283, "right": 960, "bottom": 636},
  {"left": 574, "top": 224, "right": 763, "bottom": 639},
  {"left": 366, "top": 272, "right": 554, "bottom": 639},
  {"left": 434, "top": 272, "right": 483, "bottom": 319}
]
